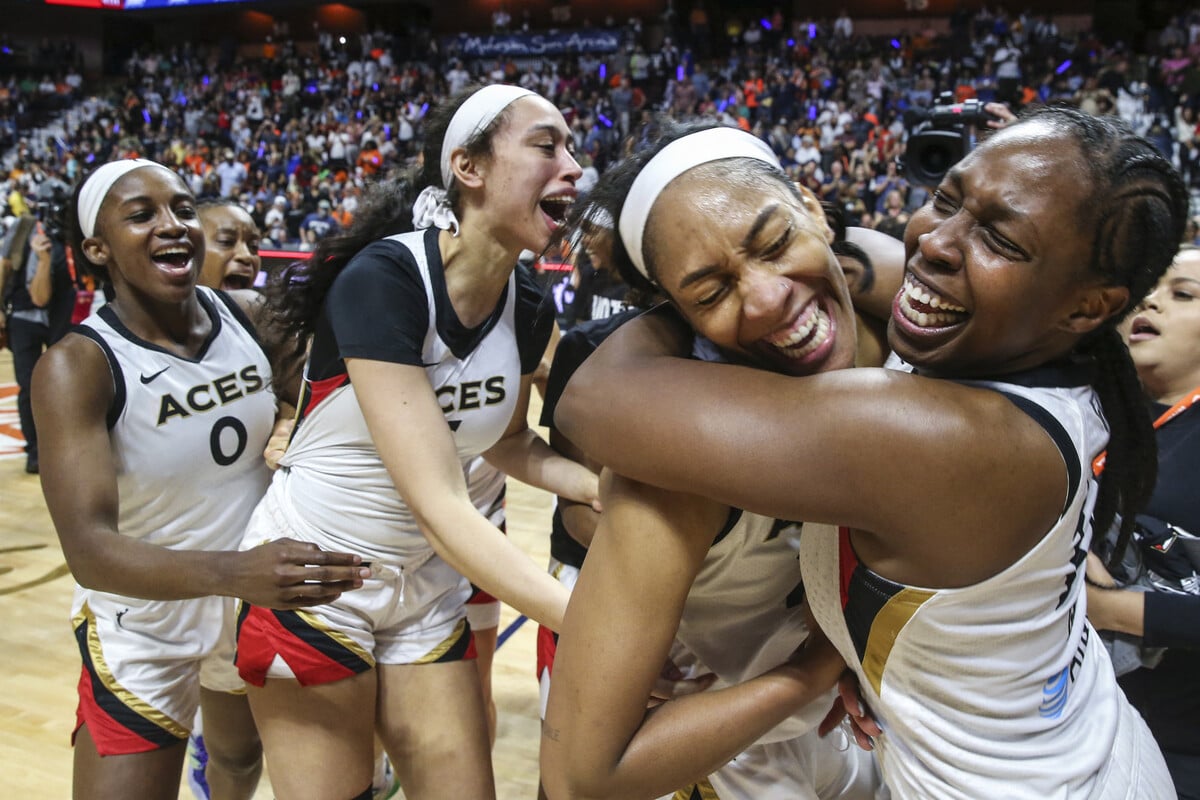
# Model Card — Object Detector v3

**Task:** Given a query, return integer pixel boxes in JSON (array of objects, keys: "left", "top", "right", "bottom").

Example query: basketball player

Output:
[
  {"left": 551, "top": 109, "right": 1183, "bottom": 798},
  {"left": 540, "top": 125, "right": 883, "bottom": 800},
  {"left": 233, "top": 85, "right": 597, "bottom": 800},
  {"left": 32, "top": 158, "right": 368, "bottom": 800}
]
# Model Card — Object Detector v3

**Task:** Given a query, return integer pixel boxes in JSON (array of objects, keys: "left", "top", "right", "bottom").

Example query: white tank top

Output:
[
  {"left": 74, "top": 287, "right": 274, "bottom": 553},
  {"left": 801, "top": 371, "right": 1126, "bottom": 798},
  {"left": 275, "top": 231, "right": 525, "bottom": 562}
]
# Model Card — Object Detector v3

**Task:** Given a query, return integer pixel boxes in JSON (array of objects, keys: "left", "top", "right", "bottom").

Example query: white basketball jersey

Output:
[
  {"left": 673, "top": 512, "right": 828, "bottom": 744},
  {"left": 276, "top": 230, "right": 525, "bottom": 562},
  {"left": 801, "top": 375, "right": 1128, "bottom": 799},
  {"left": 70, "top": 287, "right": 274, "bottom": 648},
  {"left": 74, "top": 287, "right": 275, "bottom": 553}
]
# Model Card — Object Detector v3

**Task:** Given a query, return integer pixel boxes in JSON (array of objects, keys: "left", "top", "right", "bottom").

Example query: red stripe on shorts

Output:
[
  {"left": 73, "top": 665, "right": 171, "bottom": 756},
  {"left": 235, "top": 604, "right": 364, "bottom": 687}
]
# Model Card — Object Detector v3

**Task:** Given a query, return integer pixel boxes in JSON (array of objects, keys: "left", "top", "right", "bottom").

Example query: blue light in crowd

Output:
[
  {"left": 257, "top": 144, "right": 265, "bottom": 158},
  {"left": 1056, "top": 60, "right": 1072, "bottom": 74},
  {"left": 597, "top": 113, "right": 612, "bottom": 128},
  {"left": 142, "top": 109, "right": 151, "bottom": 124},
  {"left": 809, "top": 106, "right": 818, "bottom": 120},
  {"left": 760, "top": 18, "right": 771, "bottom": 30},
  {"left": 677, "top": 65, "right": 684, "bottom": 81},
  {"left": 356, "top": 110, "right": 363, "bottom": 119},
  {"left": 420, "top": 102, "right": 429, "bottom": 116},
  {"left": 717, "top": 99, "right": 728, "bottom": 113},
  {"left": 787, "top": 39, "right": 795, "bottom": 47},
  {"left": 372, "top": 83, "right": 379, "bottom": 92},
  {"left": 1, "top": 47, "right": 10, "bottom": 55},
  {"left": 599, "top": 64, "right": 606, "bottom": 81},
  {"left": 202, "top": 75, "right": 209, "bottom": 86},
  {"left": 85, "top": 153, "right": 95, "bottom": 164},
  {"left": 808, "top": 23, "right": 816, "bottom": 38},
  {"left": 113, "top": 123, "right": 120, "bottom": 133},
  {"left": 383, "top": 124, "right": 392, "bottom": 138},
  {"left": 306, "top": 84, "right": 318, "bottom": 94},
  {"left": 891, "top": 39, "right": 901, "bottom": 49}
]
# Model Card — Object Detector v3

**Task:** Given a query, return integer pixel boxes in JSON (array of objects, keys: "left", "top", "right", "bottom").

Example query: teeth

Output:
[
  {"left": 154, "top": 248, "right": 190, "bottom": 258},
  {"left": 771, "top": 304, "right": 830, "bottom": 359},
  {"left": 901, "top": 274, "right": 968, "bottom": 327}
]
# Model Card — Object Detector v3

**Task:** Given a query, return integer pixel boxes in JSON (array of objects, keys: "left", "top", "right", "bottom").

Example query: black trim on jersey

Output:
[
  {"left": 843, "top": 561, "right": 906, "bottom": 665},
  {"left": 270, "top": 608, "right": 374, "bottom": 675},
  {"left": 539, "top": 308, "right": 645, "bottom": 429},
  {"left": 96, "top": 289, "right": 224, "bottom": 364},
  {"left": 423, "top": 228, "right": 512, "bottom": 361},
  {"left": 997, "top": 390, "right": 1082, "bottom": 513},
  {"left": 989, "top": 360, "right": 1094, "bottom": 389},
  {"left": 210, "top": 288, "right": 268, "bottom": 358},
  {"left": 549, "top": 506, "right": 590, "bottom": 567},
  {"left": 74, "top": 616, "right": 183, "bottom": 746},
  {"left": 71, "top": 324, "right": 127, "bottom": 430},
  {"left": 711, "top": 508, "right": 744, "bottom": 547}
]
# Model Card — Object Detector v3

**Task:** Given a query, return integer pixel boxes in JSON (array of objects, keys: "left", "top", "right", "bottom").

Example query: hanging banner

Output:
[{"left": 447, "top": 29, "right": 622, "bottom": 59}]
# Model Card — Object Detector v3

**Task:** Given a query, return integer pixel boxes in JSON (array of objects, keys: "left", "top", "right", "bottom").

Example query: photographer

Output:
[{"left": 0, "top": 204, "right": 74, "bottom": 474}]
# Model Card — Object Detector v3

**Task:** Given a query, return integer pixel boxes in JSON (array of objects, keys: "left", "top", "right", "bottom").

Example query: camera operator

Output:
[{"left": 0, "top": 202, "right": 75, "bottom": 474}]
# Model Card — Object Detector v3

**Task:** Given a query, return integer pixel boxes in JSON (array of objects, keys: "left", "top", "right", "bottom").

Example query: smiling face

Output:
[
  {"left": 463, "top": 95, "right": 582, "bottom": 254},
  {"left": 1124, "top": 248, "right": 1200, "bottom": 403},
  {"left": 83, "top": 165, "right": 204, "bottom": 304},
  {"left": 645, "top": 164, "right": 858, "bottom": 377},
  {"left": 892, "top": 120, "right": 1115, "bottom": 377},
  {"left": 199, "top": 203, "right": 261, "bottom": 291}
]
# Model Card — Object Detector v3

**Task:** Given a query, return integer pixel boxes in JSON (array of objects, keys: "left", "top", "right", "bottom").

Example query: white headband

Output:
[
  {"left": 78, "top": 158, "right": 162, "bottom": 238},
  {"left": 617, "top": 127, "right": 782, "bottom": 281},
  {"left": 412, "top": 84, "right": 538, "bottom": 233}
]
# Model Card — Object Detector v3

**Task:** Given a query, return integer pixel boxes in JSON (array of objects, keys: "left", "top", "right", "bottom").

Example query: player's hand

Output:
[
  {"left": 231, "top": 538, "right": 370, "bottom": 609},
  {"left": 264, "top": 417, "right": 295, "bottom": 470},
  {"left": 817, "top": 670, "right": 882, "bottom": 750},
  {"left": 647, "top": 659, "right": 716, "bottom": 708}
]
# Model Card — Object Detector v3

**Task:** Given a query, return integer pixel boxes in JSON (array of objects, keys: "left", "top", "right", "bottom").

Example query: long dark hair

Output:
[{"left": 264, "top": 85, "right": 519, "bottom": 360}]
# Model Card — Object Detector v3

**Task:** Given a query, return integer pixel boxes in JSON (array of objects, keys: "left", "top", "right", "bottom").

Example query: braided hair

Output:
[{"left": 1023, "top": 106, "right": 1188, "bottom": 565}]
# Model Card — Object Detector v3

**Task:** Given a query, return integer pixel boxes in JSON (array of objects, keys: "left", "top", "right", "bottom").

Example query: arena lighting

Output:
[
  {"left": 786, "top": 38, "right": 795, "bottom": 46},
  {"left": 676, "top": 65, "right": 684, "bottom": 81},
  {"left": 808, "top": 23, "right": 816, "bottom": 38},
  {"left": 598, "top": 63, "right": 606, "bottom": 80},
  {"left": 760, "top": 18, "right": 771, "bottom": 30},
  {"left": 1056, "top": 60, "right": 1072, "bottom": 74},
  {"left": 597, "top": 113, "right": 612, "bottom": 128},
  {"left": 891, "top": 39, "right": 901, "bottom": 49}
]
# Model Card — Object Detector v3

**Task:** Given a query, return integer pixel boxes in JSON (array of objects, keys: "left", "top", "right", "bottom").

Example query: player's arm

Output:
[
  {"left": 33, "top": 335, "right": 368, "bottom": 608},
  {"left": 554, "top": 310, "right": 1068, "bottom": 577},
  {"left": 347, "top": 356, "right": 571, "bottom": 630},
  {"left": 541, "top": 473, "right": 845, "bottom": 800},
  {"left": 482, "top": 372, "right": 600, "bottom": 510}
]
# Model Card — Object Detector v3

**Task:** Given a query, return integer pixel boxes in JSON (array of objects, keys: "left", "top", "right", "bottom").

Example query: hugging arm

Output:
[
  {"left": 482, "top": 372, "right": 600, "bottom": 510},
  {"left": 554, "top": 312, "right": 1069, "bottom": 569}
]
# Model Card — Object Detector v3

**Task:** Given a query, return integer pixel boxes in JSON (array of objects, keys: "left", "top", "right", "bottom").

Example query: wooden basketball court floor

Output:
[{"left": 0, "top": 349, "right": 551, "bottom": 798}]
